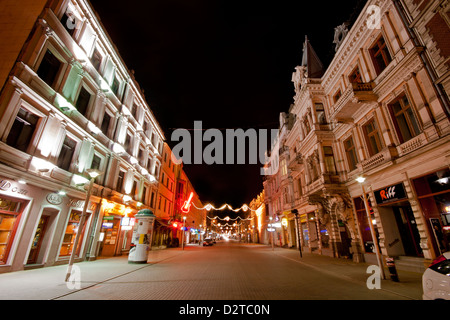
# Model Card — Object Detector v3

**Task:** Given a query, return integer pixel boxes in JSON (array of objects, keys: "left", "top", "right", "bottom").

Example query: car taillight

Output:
[{"left": 429, "top": 255, "right": 446, "bottom": 267}]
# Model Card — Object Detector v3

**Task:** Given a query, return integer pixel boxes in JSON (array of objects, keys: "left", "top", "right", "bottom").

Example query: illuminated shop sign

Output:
[
  {"left": 374, "top": 183, "right": 407, "bottom": 205},
  {"left": 102, "top": 222, "right": 114, "bottom": 229}
]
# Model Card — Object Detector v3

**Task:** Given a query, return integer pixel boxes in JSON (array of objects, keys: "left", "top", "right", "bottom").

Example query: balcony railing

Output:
[
  {"left": 397, "top": 133, "right": 426, "bottom": 157},
  {"left": 288, "top": 153, "right": 303, "bottom": 171},
  {"left": 331, "top": 82, "right": 378, "bottom": 121},
  {"left": 361, "top": 146, "right": 398, "bottom": 172}
]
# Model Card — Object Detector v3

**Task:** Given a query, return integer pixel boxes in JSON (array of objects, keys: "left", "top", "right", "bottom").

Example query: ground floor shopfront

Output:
[
  {"left": 0, "top": 166, "right": 155, "bottom": 273},
  {"left": 0, "top": 171, "right": 100, "bottom": 273},
  {"left": 349, "top": 139, "right": 450, "bottom": 267}
]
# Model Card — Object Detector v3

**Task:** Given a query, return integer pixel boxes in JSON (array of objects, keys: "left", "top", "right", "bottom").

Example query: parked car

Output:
[
  {"left": 203, "top": 238, "right": 213, "bottom": 246},
  {"left": 423, "top": 251, "right": 450, "bottom": 300}
]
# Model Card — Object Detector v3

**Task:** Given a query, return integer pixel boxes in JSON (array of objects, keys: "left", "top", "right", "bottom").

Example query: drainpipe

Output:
[{"left": 393, "top": 0, "right": 450, "bottom": 119}]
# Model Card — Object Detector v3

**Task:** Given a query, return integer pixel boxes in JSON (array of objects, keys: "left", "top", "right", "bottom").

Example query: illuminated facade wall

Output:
[
  {"left": 268, "top": 0, "right": 450, "bottom": 265},
  {"left": 249, "top": 191, "right": 266, "bottom": 244},
  {"left": 0, "top": 0, "right": 165, "bottom": 272},
  {"left": 177, "top": 169, "right": 205, "bottom": 244}
]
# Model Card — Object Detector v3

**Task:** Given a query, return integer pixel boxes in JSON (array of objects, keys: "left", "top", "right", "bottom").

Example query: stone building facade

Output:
[
  {"left": 264, "top": 0, "right": 450, "bottom": 270},
  {"left": 0, "top": 0, "right": 201, "bottom": 273}
]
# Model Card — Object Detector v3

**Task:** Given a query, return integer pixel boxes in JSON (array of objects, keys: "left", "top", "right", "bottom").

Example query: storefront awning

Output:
[{"left": 154, "top": 218, "right": 172, "bottom": 229}]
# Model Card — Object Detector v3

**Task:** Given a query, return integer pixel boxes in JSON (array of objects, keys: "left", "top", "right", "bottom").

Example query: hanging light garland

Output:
[
  {"left": 206, "top": 215, "right": 253, "bottom": 221},
  {"left": 192, "top": 202, "right": 255, "bottom": 213}
]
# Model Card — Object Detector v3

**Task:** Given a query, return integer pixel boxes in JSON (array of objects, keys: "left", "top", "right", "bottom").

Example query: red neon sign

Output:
[{"left": 181, "top": 192, "right": 194, "bottom": 213}]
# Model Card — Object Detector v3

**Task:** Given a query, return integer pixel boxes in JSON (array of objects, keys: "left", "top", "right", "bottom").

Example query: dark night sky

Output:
[{"left": 88, "top": 0, "right": 365, "bottom": 208}]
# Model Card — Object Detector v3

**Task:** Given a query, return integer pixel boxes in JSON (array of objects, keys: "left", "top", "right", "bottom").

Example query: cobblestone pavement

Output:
[{"left": 0, "top": 240, "right": 423, "bottom": 301}]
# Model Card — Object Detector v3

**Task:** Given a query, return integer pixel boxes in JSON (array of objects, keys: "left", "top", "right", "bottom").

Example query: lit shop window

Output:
[
  {"left": 0, "top": 197, "right": 24, "bottom": 264},
  {"left": 59, "top": 210, "right": 84, "bottom": 257}
]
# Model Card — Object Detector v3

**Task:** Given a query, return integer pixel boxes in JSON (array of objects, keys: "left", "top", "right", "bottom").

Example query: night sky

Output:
[{"left": 88, "top": 0, "right": 365, "bottom": 209}]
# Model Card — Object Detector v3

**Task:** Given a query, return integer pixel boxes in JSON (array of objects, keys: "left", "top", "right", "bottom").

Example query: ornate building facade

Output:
[
  {"left": 0, "top": 0, "right": 202, "bottom": 273},
  {"left": 265, "top": 0, "right": 450, "bottom": 270}
]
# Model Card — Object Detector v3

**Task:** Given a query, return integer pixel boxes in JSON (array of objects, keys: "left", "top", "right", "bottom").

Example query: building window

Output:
[
  {"left": 315, "top": 103, "right": 327, "bottom": 125},
  {"left": 363, "top": 119, "right": 383, "bottom": 156},
  {"left": 150, "top": 191, "right": 155, "bottom": 208},
  {"left": 388, "top": 94, "right": 421, "bottom": 144},
  {"left": 323, "top": 146, "right": 337, "bottom": 174},
  {"left": 344, "top": 137, "right": 358, "bottom": 171},
  {"left": 144, "top": 120, "right": 151, "bottom": 135},
  {"left": 412, "top": 169, "right": 450, "bottom": 255},
  {"left": 296, "top": 178, "right": 303, "bottom": 198},
  {"left": 37, "top": 49, "right": 63, "bottom": 89},
  {"left": 131, "top": 180, "right": 138, "bottom": 200},
  {"left": 91, "top": 154, "right": 101, "bottom": 170},
  {"left": 111, "top": 76, "right": 120, "bottom": 97},
  {"left": 333, "top": 89, "right": 342, "bottom": 103},
  {"left": 138, "top": 147, "right": 145, "bottom": 166},
  {"left": 369, "top": 35, "right": 392, "bottom": 75},
  {"left": 142, "top": 185, "right": 148, "bottom": 205},
  {"left": 101, "top": 112, "right": 112, "bottom": 137},
  {"left": 90, "top": 48, "right": 103, "bottom": 73},
  {"left": 57, "top": 135, "right": 77, "bottom": 171},
  {"left": 116, "top": 170, "right": 125, "bottom": 193},
  {"left": 349, "top": 66, "right": 362, "bottom": 83},
  {"left": 6, "top": 108, "right": 39, "bottom": 153},
  {"left": 154, "top": 163, "right": 160, "bottom": 179},
  {"left": 124, "top": 133, "right": 133, "bottom": 154},
  {"left": 75, "top": 86, "right": 91, "bottom": 116},
  {"left": 131, "top": 103, "right": 138, "bottom": 119}
]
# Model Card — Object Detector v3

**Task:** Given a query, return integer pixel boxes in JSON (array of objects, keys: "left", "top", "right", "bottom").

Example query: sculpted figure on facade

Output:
[
  {"left": 292, "top": 65, "right": 307, "bottom": 92},
  {"left": 335, "top": 195, "right": 350, "bottom": 222},
  {"left": 316, "top": 202, "right": 330, "bottom": 225}
]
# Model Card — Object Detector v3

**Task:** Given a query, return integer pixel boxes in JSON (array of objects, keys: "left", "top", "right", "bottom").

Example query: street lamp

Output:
[
  {"left": 269, "top": 216, "right": 274, "bottom": 251},
  {"left": 65, "top": 169, "right": 103, "bottom": 282},
  {"left": 182, "top": 216, "right": 186, "bottom": 250},
  {"left": 292, "top": 209, "right": 302, "bottom": 258},
  {"left": 356, "top": 176, "right": 386, "bottom": 280}
]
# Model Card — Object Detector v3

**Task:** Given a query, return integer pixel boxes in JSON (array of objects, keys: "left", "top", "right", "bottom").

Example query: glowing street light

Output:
[
  {"left": 269, "top": 216, "right": 274, "bottom": 251},
  {"left": 182, "top": 216, "right": 187, "bottom": 250}
]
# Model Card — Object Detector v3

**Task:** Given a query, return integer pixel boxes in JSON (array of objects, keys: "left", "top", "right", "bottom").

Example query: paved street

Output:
[{"left": 0, "top": 240, "right": 423, "bottom": 302}]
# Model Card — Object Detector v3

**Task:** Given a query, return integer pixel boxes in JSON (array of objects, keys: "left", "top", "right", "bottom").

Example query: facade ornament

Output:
[
  {"left": 292, "top": 66, "right": 307, "bottom": 91},
  {"left": 335, "top": 195, "right": 350, "bottom": 222},
  {"left": 333, "top": 22, "right": 349, "bottom": 52}
]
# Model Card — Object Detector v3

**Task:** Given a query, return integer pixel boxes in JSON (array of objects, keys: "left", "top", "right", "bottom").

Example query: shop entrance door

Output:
[
  {"left": 393, "top": 205, "right": 422, "bottom": 256},
  {"left": 99, "top": 217, "right": 120, "bottom": 256},
  {"left": 27, "top": 215, "right": 49, "bottom": 264}
]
